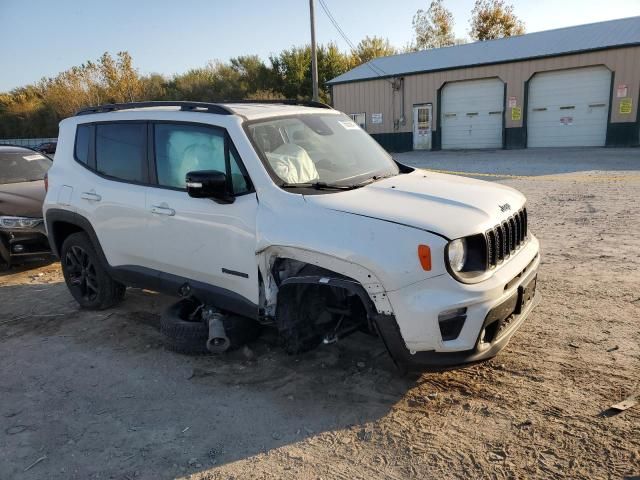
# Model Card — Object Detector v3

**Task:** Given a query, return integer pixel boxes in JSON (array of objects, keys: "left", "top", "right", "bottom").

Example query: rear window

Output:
[
  {"left": 0, "top": 151, "right": 51, "bottom": 184},
  {"left": 95, "top": 123, "right": 146, "bottom": 182},
  {"left": 75, "top": 124, "right": 90, "bottom": 165}
]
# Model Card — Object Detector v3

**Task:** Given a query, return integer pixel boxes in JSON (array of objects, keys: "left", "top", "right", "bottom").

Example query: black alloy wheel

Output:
[
  {"left": 65, "top": 245, "right": 99, "bottom": 302},
  {"left": 60, "top": 232, "right": 125, "bottom": 310}
]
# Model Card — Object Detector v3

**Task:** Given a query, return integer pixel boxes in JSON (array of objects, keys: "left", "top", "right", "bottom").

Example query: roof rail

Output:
[
  {"left": 76, "top": 101, "right": 232, "bottom": 116},
  {"left": 220, "top": 99, "right": 333, "bottom": 110},
  {"left": 75, "top": 99, "right": 333, "bottom": 116}
]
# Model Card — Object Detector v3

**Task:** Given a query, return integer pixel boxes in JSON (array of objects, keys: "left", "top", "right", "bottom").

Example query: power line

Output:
[{"left": 317, "top": 0, "right": 392, "bottom": 81}]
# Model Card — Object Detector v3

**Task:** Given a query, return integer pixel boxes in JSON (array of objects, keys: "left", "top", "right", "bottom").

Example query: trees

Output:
[
  {"left": 0, "top": 39, "right": 387, "bottom": 137},
  {"left": 352, "top": 36, "right": 397, "bottom": 64},
  {"left": 469, "top": 0, "right": 525, "bottom": 41},
  {"left": 412, "top": 1, "right": 456, "bottom": 50}
]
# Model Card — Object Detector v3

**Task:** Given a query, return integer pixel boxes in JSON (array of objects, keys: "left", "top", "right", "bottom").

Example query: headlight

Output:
[
  {"left": 445, "top": 234, "right": 489, "bottom": 283},
  {"left": 0, "top": 216, "right": 43, "bottom": 229},
  {"left": 447, "top": 238, "right": 467, "bottom": 272}
]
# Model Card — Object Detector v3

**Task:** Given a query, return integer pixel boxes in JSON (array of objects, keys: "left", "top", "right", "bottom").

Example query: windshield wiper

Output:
[
  {"left": 281, "top": 181, "right": 362, "bottom": 191},
  {"left": 351, "top": 173, "right": 397, "bottom": 188}
]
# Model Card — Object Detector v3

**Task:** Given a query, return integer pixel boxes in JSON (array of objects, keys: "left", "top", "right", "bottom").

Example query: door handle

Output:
[
  {"left": 151, "top": 205, "right": 175, "bottom": 216},
  {"left": 80, "top": 192, "right": 102, "bottom": 202}
]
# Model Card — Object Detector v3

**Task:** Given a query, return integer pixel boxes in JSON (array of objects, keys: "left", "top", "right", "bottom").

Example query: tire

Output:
[
  {"left": 160, "top": 298, "right": 261, "bottom": 355},
  {"left": 160, "top": 299, "right": 210, "bottom": 355},
  {"left": 276, "top": 284, "right": 330, "bottom": 355},
  {"left": 60, "top": 232, "right": 126, "bottom": 310}
]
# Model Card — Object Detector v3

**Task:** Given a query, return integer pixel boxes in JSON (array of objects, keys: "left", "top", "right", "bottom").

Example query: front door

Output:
[
  {"left": 413, "top": 104, "right": 432, "bottom": 150},
  {"left": 145, "top": 122, "right": 259, "bottom": 305}
]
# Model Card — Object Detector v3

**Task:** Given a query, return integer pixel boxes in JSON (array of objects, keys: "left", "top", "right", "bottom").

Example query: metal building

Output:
[{"left": 328, "top": 17, "right": 640, "bottom": 151}]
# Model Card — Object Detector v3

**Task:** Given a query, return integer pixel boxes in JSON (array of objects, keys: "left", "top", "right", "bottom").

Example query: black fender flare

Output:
[{"left": 45, "top": 208, "right": 109, "bottom": 266}]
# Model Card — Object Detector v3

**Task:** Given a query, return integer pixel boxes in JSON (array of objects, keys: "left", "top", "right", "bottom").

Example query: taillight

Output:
[{"left": 44, "top": 173, "right": 48, "bottom": 192}]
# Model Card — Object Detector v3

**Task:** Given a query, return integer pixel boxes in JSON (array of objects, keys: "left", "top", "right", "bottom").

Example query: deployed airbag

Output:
[{"left": 266, "top": 143, "right": 319, "bottom": 184}]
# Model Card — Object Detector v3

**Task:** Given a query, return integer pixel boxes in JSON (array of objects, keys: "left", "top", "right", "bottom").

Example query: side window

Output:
[
  {"left": 229, "top": 148, "right": 250, "bottom": 195},
  {"left": 154, "top": 123, "right": 251, "bottom": 194},
  {"left": 95, "top": 123, "right": 146, "bottom": 182},
  {"left": 74, "top": 124, "right": 90, "bottom": 165}
]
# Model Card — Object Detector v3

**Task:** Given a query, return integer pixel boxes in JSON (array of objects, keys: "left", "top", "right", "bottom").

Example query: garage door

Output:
[
  {"left": 527, "top": 66, "right": 611, "bottom": 147},
  {"left": 441, "top": 78, "right": 504, "bottom": 149}
]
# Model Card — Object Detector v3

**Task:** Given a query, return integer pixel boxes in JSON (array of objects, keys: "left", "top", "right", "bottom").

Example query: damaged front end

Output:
[{"left": 256, "top": 247, "right": 394, "bottom": 355}]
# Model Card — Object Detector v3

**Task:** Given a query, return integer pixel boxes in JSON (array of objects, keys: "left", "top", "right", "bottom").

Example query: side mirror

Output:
[{"left": 185, "top": 170, "right": 234, "bottom": 203}]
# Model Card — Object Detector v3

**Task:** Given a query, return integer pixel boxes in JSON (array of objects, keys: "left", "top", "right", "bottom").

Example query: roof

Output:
[
  {"left": 328, "top": 16, "right": 640, "bottom": 85},
  {"left": 75, "top": 100, "right": 335, "bottom": 121},
  {"left": 220, "top": 102, "right": 338, "bottom": 120},
  {"left": 73, "top": 103, "right": 339, "bottom": 123}
]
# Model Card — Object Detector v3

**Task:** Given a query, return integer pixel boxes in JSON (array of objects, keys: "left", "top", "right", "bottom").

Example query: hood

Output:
[
  {"left": 0, "top": 180, "right": 46, "bottom": 218},
  {"left": 304, "top": 171, "right": 525, "bottom": 239}
]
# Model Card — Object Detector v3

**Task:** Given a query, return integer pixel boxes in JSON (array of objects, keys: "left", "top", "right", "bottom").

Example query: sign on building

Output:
[
  {"left": 617, "top": 84, "right": 628, "bottom": 98},
  {"left": 371, "top": 113, "right": 383, "bottom": 124},
  {"left": 511, "top": 107, "right": 521, "bottom": 121},
  {"left": 619, "top": 97, "right": 633, "bottom": 114}
]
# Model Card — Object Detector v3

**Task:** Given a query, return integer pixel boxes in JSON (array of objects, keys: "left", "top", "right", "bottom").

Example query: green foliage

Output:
[
  {"left": 0, "top": 38, "right": 399, "bottom": 137},
  {"left": 469, "top": 0, "right": 525, "bottom": 41},
  {"left": 352, "top": 36, "right": 397, "bottom": 64}
]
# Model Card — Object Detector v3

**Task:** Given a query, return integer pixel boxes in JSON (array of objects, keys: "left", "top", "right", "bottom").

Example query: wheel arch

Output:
[
  {"left": 257, "top": 245, "right": 394, "bottom": 317},
  {"left": 45, "top": 209, "right": 109, "bottom": 266}
]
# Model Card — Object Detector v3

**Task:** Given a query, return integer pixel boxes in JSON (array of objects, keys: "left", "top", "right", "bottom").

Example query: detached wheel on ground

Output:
[
  {"left": 60, "top": 232, "right": 126, "bottom": 309},
  {"left": 160, "top": 298, "right": 261, "bottom": 355}
]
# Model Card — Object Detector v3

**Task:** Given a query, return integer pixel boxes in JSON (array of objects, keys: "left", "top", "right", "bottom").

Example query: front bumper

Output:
[
  {"left": 0, "top": 225, "right": 52, "bottom": 267},
  {"left": 376, "top": 235, "right": 540, "bottom": 372}
]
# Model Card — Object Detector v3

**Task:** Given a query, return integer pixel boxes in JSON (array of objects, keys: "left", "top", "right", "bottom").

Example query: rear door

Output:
[
  {"left": 145, "top": 122, "right": 259, "bottom": 304},
  {"left": 73, "top": 122, "right": 151, "bottom": 267}
]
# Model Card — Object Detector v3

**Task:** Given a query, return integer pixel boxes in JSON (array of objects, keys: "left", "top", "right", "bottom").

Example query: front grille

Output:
[{"left": 486, "top": 207, "right": 528, "bottom": 268}]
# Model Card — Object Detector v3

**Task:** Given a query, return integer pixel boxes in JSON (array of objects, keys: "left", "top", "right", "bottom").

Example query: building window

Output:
[{"left": 349, "top": 113, "right": 366, "bottom": 130}]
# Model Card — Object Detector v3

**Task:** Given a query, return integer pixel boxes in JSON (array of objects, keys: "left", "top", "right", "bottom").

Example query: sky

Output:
[{"left": 1, "top": 0, "right": 639, "bottom": 91}]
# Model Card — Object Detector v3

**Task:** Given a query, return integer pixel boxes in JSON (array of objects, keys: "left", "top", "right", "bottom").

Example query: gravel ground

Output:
[{"left": 1, "top": 149, "right": 639, "bottom": 479}]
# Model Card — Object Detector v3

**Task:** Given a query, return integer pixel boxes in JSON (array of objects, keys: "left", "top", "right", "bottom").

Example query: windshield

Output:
[
  {"left": 0, "top": 151, "right": 51, "bottom": 184},
  {"left": 247, "top": 113, "right": 399, "bottom": 187}
]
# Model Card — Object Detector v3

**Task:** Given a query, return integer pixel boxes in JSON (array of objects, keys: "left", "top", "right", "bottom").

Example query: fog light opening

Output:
[
  {"left": 438, "top": 307, "right": 467, "bottom": 341},
  {"left": 12, "top": 244, "right": 25, "bottom": 253}
]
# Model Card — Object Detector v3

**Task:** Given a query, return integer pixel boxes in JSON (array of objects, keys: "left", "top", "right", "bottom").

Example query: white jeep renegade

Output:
[{"left": 43, "top": 101, "right": 539, "bottom": 372}]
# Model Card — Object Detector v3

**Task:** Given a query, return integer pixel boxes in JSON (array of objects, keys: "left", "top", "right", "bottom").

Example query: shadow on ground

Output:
[{"left": 0, "top": 283, "right": 412, "bottom": 479}]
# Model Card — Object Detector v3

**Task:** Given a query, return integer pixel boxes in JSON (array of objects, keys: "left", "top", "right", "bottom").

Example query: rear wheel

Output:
[{"left": 60, "top": 232, "right": 125, "bottom": 309}]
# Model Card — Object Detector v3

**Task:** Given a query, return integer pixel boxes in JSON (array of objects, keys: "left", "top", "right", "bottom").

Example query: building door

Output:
[
  {"left": 441, "top": 78, "right": 504, "bottom": 149},
  {"left": 413, "top": 104, "right": 432, "bottom": 150},
  {"left": 527, "top": 66, "right": 611, "bottom": 147}
]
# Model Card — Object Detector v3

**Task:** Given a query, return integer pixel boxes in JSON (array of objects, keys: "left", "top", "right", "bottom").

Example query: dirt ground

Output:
[{"left": 1, "top": 150, "right": 639, "bottom": 479}]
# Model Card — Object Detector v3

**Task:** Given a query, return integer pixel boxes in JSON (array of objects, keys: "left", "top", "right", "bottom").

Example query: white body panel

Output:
[
  {"left": 145, "top": 188, "right": 259, "bottom": 303},
  {"left": 44, "top": 103, "right": 540, "bottom": 356},
  {"left": 441, "top": 78, "right": 504, "bottom": 149},
  {"left": 527, "top": 66, "right": 611, "bottom": 147}
]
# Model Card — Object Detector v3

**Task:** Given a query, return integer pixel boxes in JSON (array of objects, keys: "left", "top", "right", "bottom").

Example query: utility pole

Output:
[{"left": 309, "top": 0, "right": 319, "bottom": 102}]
